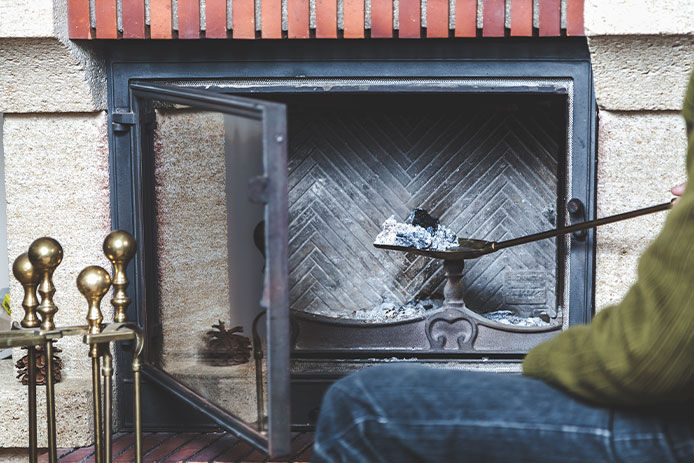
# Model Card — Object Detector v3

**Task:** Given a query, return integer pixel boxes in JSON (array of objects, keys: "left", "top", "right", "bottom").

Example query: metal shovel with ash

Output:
[{"left": 374, "top": 209, "right": 458, "bottom": 251}]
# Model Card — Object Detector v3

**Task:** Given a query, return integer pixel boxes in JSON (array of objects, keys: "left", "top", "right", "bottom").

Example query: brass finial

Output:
[
  {"left": 103, "top": 230, "right": 136, "bottom": 323},
  {"left": 77, "top": 266, "right": 111, "bottom": 359},
  {"left": 12, "top": 252, "right": 41, "bottom": 329},
  {"left": 28, "top": 237, "right": 63, "bottom": 331}
]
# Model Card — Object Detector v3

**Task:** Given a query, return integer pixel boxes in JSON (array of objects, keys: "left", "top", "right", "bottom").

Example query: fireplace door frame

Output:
[{"left": 107, "top": 38, "right": 596, "bottom": 438}]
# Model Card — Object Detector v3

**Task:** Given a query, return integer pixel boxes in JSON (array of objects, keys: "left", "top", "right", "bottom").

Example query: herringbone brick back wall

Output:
[
  {"left": 68, "top": 0, "right": 584, "bottom": 39},
  {"left": 287, "top": 95, "right": 566, "bottom": 319}
]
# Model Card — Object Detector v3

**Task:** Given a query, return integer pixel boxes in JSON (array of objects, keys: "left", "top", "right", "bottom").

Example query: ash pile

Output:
[{"left": 374, "top": 209, "right": 458, "bottom": 251}]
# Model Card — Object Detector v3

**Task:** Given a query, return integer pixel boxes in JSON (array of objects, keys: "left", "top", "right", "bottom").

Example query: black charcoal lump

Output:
[{"left": 408, "top": 209, "right": 439, "bottom": 232}]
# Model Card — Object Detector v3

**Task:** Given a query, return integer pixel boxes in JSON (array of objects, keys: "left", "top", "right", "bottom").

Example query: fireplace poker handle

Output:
[{"left": 490, "top": 199, "right": 675, "bottom": 253}]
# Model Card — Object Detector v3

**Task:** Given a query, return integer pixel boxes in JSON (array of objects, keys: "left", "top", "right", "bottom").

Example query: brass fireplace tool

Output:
[{"left": 0, "top": 231, "right": 142, "bottom": 463}]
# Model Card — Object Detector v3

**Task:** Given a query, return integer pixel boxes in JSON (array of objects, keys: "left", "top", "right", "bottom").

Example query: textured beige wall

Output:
[
  {"left": 0, "top": 0, "right": 111, "bottom": 448},
  {"left": 589, "top": 36, "right": 694, "bottom": 111},
  {"left": 0, "top": 1, "right": 107, "bottom": 112},
  {"left": 0, "top": 0, "right": 54, "bottom": 38},
  {"left": 585, "top": 2, "right": 694, "bottom": 312},
  {"left": 0, "top": 113, "right": 110, "bottom": 447},
  {"left": 585, "top": 0, "right": 694, "bottom": 36},
  {"left": 0, "top": 360, "right": 92, "bottom": 447},
  {"left": 595, "top": 112, "right": 687, "bottom": 309}
]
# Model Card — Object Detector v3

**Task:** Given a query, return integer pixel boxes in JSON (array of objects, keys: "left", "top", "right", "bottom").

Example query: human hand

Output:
[{"left": 672, "top": 182, "right": 687, "bottom": 203}]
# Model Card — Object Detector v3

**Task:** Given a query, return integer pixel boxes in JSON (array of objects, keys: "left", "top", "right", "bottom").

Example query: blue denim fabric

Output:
[{"left": 313, "top": 364, "right": 694, "bottom": 462}]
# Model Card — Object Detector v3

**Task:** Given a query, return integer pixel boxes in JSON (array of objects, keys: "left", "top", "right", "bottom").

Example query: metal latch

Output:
[{"left": 567, "top": 198, "right": 587, "bottom": 241}]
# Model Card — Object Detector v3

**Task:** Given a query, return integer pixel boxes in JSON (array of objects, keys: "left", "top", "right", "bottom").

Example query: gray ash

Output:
[
  {"left": 482, "top": 310, "right": 551, "bottom": 327},
  {"left": 347, "top": 298, "right": 444, "bottom": 323},
  {"left": 374, "top": 210, "right": 458, "bottom": 251}
]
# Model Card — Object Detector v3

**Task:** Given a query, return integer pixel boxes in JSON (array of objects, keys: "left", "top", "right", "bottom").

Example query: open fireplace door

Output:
[{"left": 130, "top": 83, "right": 290, "bottom": 458}]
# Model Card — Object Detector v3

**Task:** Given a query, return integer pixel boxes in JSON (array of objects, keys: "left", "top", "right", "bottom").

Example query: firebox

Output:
[{"left": 107, "top": 39, "right": 596, "bottom": 456}]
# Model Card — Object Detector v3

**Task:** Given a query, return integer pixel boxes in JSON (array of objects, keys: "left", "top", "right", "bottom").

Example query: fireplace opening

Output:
[{"left": 280, "top": 93, "right": 568, "bottom": 329}]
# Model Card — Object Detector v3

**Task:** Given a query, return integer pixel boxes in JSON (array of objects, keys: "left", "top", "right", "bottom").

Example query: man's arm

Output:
[{"left": 523, "top": 181, "right": 694, "bottom": 406}]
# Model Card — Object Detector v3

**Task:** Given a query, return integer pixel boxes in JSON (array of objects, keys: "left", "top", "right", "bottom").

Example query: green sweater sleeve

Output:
[{"left": 522, "top": 71, "right": 694, "bottom": 407}]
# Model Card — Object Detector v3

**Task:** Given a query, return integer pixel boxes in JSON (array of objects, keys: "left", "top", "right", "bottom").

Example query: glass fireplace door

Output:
[{"left": 131, "top": 83, "right": 289, "bottom": 457}]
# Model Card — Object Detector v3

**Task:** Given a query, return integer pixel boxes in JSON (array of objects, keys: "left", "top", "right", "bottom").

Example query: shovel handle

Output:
[{"left": 492, "top": 199, "right": 675, "bottom": 252}]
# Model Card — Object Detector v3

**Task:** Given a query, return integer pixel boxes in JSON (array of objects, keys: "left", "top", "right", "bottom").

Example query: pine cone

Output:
[
  {"left": 200, "top": 320, "right": 252, "bottom": 366},
  {"left": 15, "top": 343, "right": 63, "bottom": 386}
]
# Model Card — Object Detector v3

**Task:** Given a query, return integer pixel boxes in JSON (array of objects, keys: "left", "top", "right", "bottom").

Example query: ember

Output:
[{"left": 374, "top": 209, "right": 458, "bottom": 251}]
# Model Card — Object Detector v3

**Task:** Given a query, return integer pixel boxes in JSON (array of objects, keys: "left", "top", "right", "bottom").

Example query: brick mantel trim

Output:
[{"left": 68, "top": 0, "right": 584, "bottom": 40}]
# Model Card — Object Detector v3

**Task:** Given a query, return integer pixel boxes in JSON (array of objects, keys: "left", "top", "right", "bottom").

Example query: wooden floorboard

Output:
[{"left": 42, "top": 432, "right": 314, "bottom": 462}]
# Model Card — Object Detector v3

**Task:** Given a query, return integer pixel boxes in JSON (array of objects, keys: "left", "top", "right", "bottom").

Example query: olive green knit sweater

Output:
[{"left": 522, "top": 71, "right": 694, "bottom": 407}]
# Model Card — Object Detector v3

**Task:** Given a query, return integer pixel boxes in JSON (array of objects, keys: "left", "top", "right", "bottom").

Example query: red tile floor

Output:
[{"left": 39, "top": 432, "right": 314, "bottom": 462}]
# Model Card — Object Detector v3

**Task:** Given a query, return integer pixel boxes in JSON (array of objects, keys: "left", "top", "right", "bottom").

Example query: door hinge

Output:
[{"left": 111, "top": 110, "right": 136, "bottom": 134}]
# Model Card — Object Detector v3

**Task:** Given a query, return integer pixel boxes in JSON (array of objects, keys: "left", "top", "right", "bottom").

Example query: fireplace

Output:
[{"left": 107, "top": 39, "right": 596, "bottom": 453}]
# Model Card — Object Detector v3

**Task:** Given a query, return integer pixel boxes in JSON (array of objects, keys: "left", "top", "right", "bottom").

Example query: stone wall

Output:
[
  {"left": 0, "top": 0, "right": 110, "bottom": 451},
  {"left": 585, "top": 1, "right": 694, "bottom": 310}
]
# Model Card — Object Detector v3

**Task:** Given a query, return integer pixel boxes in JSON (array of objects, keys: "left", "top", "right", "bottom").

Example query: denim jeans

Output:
[{"left": 313, "top": 364, "right": 694, "bottom": 462}]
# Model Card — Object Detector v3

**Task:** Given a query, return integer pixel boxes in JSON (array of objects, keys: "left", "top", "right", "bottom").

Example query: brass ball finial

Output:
[
  {"left": 12, "top": 252, "right": 41, "bottom": 328},
  {"left": 28, "top": 237, "right": 63, "bottom": 331},
  {"left": 103, "top": 230, "right": 136, "bottom": 323},
  {"left": 28, "top": 237, "right": 63, "bottom": 272},
  {"left": 103, "top": 230, "right": 136, "bottom": 265},
  {"left": 77, "top": 266, "right": 112, "bottom": 338},
  {"left": 77, "top": 266, "right": 112, "bottom": 303}
]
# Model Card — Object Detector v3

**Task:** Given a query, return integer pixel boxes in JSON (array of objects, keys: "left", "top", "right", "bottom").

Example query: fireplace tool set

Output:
[
  {"left": 0, "top": 231, "right": 141, "bottom": 463},
  {"left": 376, "top": 200, "right": 675, "bottom": 318}
]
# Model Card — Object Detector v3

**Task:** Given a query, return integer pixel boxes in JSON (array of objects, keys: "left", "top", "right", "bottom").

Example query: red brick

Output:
[
  {"left": 67, "top": 0, "right": 91, "bottom": 39},
  {"left": 163, "top": 433, "right": 224, "bottom": 462},
  {"left": 399, "top": 0, "right": 421, "bottom": 38},
  {"left": 114, "top": 433, "right": 173, "bottom": 462},
  {"left": 454, "top": 0, "right": 477, "bottom": 37},
  {"left": 370, "top": 0, "right": 393, "bottom": 37},
  {"left": 482, "top": 0, "right": 504, "bottom": 37},
  {"left": 213, "top": 439, "right": 255, "bottom": 462},
  {"left": 95, "top": 0, "right": 117, "bottom": 38},
  {"left": 206, "top": 0, "right": 227, "bottom": 38},
  {"left": 232, "top": 0, "right": 256, "bottom": 38},
  {"left": 122, "top": 0, "right": 145, "bottom": 38},
  {"left": 178, "top": 0, "right": 200, "bottom": 38},
  {"left": 344, "top": 0, "right": 365, "bottom": 38},
  {"left": 186, "top": 434, "right": 239, "bottom": 462},
  {"left": 538, "top": 0, "right": 560, "bottom": 36},
  {"left": 288, "top": 0, "right": 310, "bottom": 38},
  {"left": 110, "top": 433, "right": 135, "bottom": 457},
  {"left": 315, "top": 0, "right": 338, "bottom": 38},
  {"left": 427, "top": 0, "right": 448, "bottom": 38},
  {"left": 54, "top": 446, "right": 95, "bottom": 462},
  {"left": 510, "top": 0, "right": 532, "bottom": 36},
  {"left": 150, "top": 0, "right": 173, "bottom": 38},
  {"left": 262, "top": 0, "right": 282, "bottom": 38},
  {"left": 566, "top": 0, "right": 584, "bottom": 36},
  {"left": 144, "top": 433, "right": 199, "bottom": 462},
  {"left": 39, "top": 448, "right": 72, "bottom": 462}
]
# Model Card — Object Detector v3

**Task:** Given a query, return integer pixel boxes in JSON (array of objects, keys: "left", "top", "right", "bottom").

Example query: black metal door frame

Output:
[{"left": 106, "top": 38, "right": 596, "bottom": 439}]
